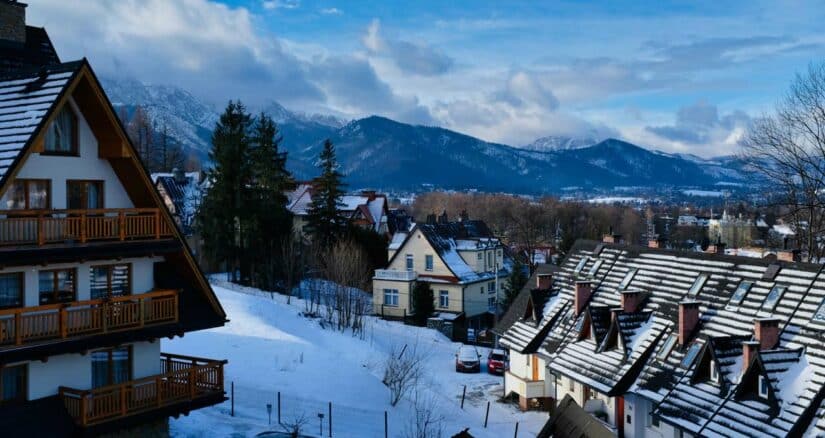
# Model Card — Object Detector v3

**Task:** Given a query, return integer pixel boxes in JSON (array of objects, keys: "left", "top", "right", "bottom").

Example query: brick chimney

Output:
[
  {"left": 621, "top": 290, "right": 643, "bottom": 313},
  {"left": 776, "top": 249, "right": 800, "bottom": 263},
  {"left": 602, "top": 226, "right": 622, "bottom": 244},
  {"left": 0, "top": 1, "right": 26, "bottom": 44},
  {"left": 678, "top": 301, "right": 700, "bottom": 345},
  {"left": 575, "top": 280, "right": 592, "bottom": 316},
  {"left": 706, "top": 237, "right": 726, "bottom": 255},
  {"left": 742, "top": 341, "right": 760, "bottom": 371},
  {"left": 754, "top": 318, "right": 780, "bottom": 350},
  {"left": 536, "top": 273, "right": 553, "bottom": 290},
  {"left": 361, "top": 190, "right": 377, "bottom": 201}
]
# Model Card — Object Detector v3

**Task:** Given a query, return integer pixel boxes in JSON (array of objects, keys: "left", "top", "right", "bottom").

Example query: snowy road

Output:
[{"left": 164, "top": 284, "right": 547, "bottom": 437}]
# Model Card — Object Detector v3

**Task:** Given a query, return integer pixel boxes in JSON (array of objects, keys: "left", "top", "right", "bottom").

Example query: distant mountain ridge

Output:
[{"left": 101, "top": 78, "right": 749, "bottom": 194}]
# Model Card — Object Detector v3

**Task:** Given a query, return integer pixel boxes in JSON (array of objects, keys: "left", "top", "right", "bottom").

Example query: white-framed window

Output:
[
  {"left": 405, "top": 254, "right": 414, "bottom": 271},
  {"left": 439, "top": 290, "right": 449, "bottom": 308},
  {"left": 762, "top": 285, "right": 786, "bottom": 312},
  {"left": 44, "top": 105, "right": 78, "bottom": 154},
  {"left": 383, "top": 289, "right": 399, "bottom": 307},
  {"left": 487, "top": 252, "right": 493, "bottom": 269},
  {"left": 587, "top": 259, "right": 603, "bottom": 278},
  {"left": 568, "top": 378, "right": 575, "bottom": 391},
  {"left": 488, "top": 282, "right": 495, "bottom": 293},
  {"left": 480, "top": 286, "right": 484, "bottom": 294},
  {"left": 689, "top": 274, "right": 709, "bottom": 297},
  {"left": 488, "top": 296, "right": 496, "bottom": 311},
  {"left": 710, "top": 360, "right": 719, "bottom": 383},
  {"left": 729, "top": 281, "right": 753, "bottom": 306},
  {"left": 657, "top": 334, "right": 677, "bottom": 361},
  {"left": 477, "top": 252, "right": 483, "bottom": 260},
  {"left": 573, "top": 257, "right": 588, "bottom": 275},
  {"left": 619, "top": 268, "right": 637, "bottom": 290},
  {"left": 758, "top": 375, "right": 770, "bottom": 399},
  {"left": 425, "top": 255, "right": 434, "bottom": 271}
]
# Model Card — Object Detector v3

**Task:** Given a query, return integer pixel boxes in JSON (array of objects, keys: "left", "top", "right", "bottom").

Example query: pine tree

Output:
[
  {"left": 502, "top": 258, "right": 528, "bottom": 309},
  {"left": 198, "top": 101, "right": 253, "bottom": 282},
  {"left": 305, "top": 139, "right": 347, "bottom": 246},
  {"left": 411, "top": 282, "right": 435, "bottom": 326}
]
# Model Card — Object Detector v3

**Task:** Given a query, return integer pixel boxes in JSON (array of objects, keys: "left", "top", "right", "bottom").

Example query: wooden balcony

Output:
[
  {"left": 0, "top": 208, "right": 174, "bottom": 247},
  {"left": 0, "top": 290, "right": 179, "bottom": 348},
  {"left": 60, "top": 353, "right": 226, "bottom": 427}
]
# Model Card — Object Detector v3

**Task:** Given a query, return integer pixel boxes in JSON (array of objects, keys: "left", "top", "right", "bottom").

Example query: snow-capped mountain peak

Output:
[{"left": 522, "top": 135, "right": 599, "bottom": 152}]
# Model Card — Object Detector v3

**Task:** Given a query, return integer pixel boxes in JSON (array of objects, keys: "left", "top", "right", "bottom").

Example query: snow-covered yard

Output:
[{"left": 165, "top": 283, "right": 548, "bottom": 437}]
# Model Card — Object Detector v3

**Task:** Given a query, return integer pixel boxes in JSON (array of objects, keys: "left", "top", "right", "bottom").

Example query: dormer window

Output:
[
  {"left": 44, "top": 105, "right": 78, "bottom": 155},
  {"left": 762, "top": 285, "right": 786, "bottom": 313},
  {"left": 710, "top": 360, "right": 719, "bottom": 383},
  {"left": 587, "top": 260, "right": 603, "bottom": 278},
  {"left": 729, "top": 281, "right": 753, "bottom": 306},
  {"left": 657, "top": 334, "right": 677, "bottom": 361},
  {"left": 758, "top": 375, "right": 770, "bottom": 399},
  {"left": 573, "top": 257, "right": 588, "bottom": 275},
  {"left": 688, "top": 274, "right": 708, "bottom": 297},
  {"left": 681, "top": 342, "right": 702, "bottom": 368},
  {"left": 619, "top": 268, "right": 637, "bottom": 290}
]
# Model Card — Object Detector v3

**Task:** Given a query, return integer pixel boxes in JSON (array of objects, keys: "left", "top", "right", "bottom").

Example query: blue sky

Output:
[{"left": 29, "top": 0, "right": 825, "bottom": 156}]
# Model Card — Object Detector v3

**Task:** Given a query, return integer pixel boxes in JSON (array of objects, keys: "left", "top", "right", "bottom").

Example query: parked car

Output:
[
  {"left": 487, "top": 349, "right": 507, "bottom": 375},
  {"left": 455, "top": 345, "right": 481, "bottom": 373}
]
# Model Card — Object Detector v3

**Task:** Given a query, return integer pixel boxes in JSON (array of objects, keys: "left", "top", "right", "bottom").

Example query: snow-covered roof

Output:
[{"left": 285, "top": 186, "right": 388, "bottom": 233}]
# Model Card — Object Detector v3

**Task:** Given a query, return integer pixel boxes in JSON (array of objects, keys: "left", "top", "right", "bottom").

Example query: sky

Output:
[{"left": 26, "top": 0, "right": 825, "bottom": 157}]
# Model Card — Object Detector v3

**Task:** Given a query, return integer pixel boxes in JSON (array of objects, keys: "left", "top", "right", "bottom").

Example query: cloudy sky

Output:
[{"left": 28, "top": 0, "right": 825, "bottom": 157}]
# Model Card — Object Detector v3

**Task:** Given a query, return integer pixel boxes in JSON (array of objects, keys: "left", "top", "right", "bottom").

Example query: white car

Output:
[{"left": 455, "top": 345, "right": 481, "bottom": 373}]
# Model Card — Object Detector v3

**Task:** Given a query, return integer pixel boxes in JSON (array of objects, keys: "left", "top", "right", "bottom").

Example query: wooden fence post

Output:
[
  {"left": 484, "top": 401, "right": 490, "bottom": 428},
  {"left": 154, "top": 210, "right": 161, "bottom": 240},
  {"left": 384, "top": 411, "right": 388, "bottom": 438},
  {"left": 80, "top": 212, "right": 87, "bottom": 243},
  {"left": 230, "top": 381, "right": 234, "bottom": 417},
  {"left": 37, "top": 214, "right": 44, "bottom": 246},
  {"left": 14, "top": 312, "right": 21, "bottom": 345},
  {"left": 328, "top": 401, "right": 332, "bottom": 437},
  {"left": 59, "top": 307, "right": 68, "bottom": 339},
  {"left": 118, "top": 211, "right": 126, "bottom": 241},
  {"left": 461, "top": 385, "right": 466, "bottom": 409},
  {"left": 156, "top": 376, "right": 163, "bottom": 407}
]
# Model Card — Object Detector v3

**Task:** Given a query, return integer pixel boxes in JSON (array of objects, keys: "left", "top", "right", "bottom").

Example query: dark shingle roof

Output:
[{"left": 0, "top": 26, "right": 60, "bottom": 74}]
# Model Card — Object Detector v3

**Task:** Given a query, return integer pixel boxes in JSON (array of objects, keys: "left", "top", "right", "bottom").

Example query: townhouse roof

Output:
[{"left": 493, "top": 263, "right": 558, "bottom": 336}]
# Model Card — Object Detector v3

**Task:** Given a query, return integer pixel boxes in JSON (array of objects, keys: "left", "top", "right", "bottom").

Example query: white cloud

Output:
[
  {"left": 262, "top": 0, "right": 299, "bottom": 10},
  {"left": 320, "top": 7, "right": 342, "bottom": 15},
  {"left": 362, "top": 19, "right": 454, "bottom": 76}
]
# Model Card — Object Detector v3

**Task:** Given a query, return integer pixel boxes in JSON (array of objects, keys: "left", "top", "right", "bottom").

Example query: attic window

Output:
[
  {"left": 710, "top": 360, "right": 719, "bottom": 383},
  {"left": 573, "top": 257, "right": 588, "bottom": 275},
  {"left": 657, "top": 334, "right": 677, "bottom": 361},
  {"left": 758, "top": 375, "right": 770, "bottom": 399},
  {"left": 813, "top": 297, "right": 825, "bottom": 323},
  {"left": 619, "top": 268, "right": 638, "bottom": 290},
  {"left": 762, "top": 285, "right": 786, "bottom": 313},
  {"left": 587, "top": 260, "right": 603, "bottom": 278},
  {"left": 729, "top": 281, "right": 753, "bottom": 306},
  {"left": 680, "top": 342, "right": 702, "bottom": 369},
  {"left": 574, "top": 315, "right": 586, "bottom": 333},
  {"left": 688, "top": 274, "right": 709, "bottom": 297},
  {"left": 44, "top": 105, "right": 78, "bottom": 155}
]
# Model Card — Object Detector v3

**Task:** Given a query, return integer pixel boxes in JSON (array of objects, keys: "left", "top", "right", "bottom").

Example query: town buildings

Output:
[
  {"left": 0, "top": 2, "right": 227, "bottom": 434},
  {"left": 286, "top": 183, "right": 390, "bottom": 238}
]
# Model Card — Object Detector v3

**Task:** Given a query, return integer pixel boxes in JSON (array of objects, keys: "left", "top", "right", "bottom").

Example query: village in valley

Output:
[{"left": 3, "top": 1, "right": 825, "bottom": 438}]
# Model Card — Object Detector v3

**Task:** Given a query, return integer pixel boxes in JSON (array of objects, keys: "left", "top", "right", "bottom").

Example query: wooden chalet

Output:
[{"left": 0, "top": 1, "right": 227, "bottom": 435}]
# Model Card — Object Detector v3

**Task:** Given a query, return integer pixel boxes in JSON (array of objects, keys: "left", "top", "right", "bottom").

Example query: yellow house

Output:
[{"left": 373, "top": 218, "right": 511, "bottom": 330}]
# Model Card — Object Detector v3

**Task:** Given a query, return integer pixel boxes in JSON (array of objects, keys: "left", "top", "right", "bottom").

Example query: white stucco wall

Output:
[
  {"left": 132, "top": 340, "right": 161, "bottom": 379},
  {"left": 0, "top": 97, "right": 133, "bottom": 210}
]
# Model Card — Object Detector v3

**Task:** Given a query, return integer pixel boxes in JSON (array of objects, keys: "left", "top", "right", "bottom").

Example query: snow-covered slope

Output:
[
  {"left": 523, "top": 135, "right": 598, "bottom": 152},
  {"left": 164, "top": 282, "right": 546, "bottom": 437}
]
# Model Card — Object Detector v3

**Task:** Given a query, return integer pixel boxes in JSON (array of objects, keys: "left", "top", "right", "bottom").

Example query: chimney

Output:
[
  {"left": 754, "top": 318, "right": 780, "bottom": 350},
  {"left": 173, "top": 167, "right": 186, "bottom": 185},
  {"left": 438, "top": 210, "right": 448, "bottom": 224},
  {"left": 707, "top": 237, "right": 726, "bottom": 254},
  {"left": 776, "top": 249, "right": 800, "bottom": 263},
  {"left": 361, "top": 190, "right": 376, "bottom": 201},
  {"left": 575, "top": 280, "right": 592, "bottom": 316},
  {"left": 621, "top": 290, "right": 643, "bottom": 313},
  {"left": 458, "top": 210, "right": 469, "bottom": 222},
  {"left": 678, "top": 301, "right": 700, "bottom": 345},
  {"left": 426, "top": 213, "right": 437, "bottom": 225},
  {"left": 742, "top": 341, "right": 760, "bottom": 371},
  {"left": 536, "top": 273, "right": 553, "bottom": 290},
  {"left": 0, "top": 1, "right": 26, "bottom": 45}
]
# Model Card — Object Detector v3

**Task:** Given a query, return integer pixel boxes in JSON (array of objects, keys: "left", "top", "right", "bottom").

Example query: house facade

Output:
[
  {"left": 0, "top": 3, "right": 227, "bottom": 434},
  {"left": 286, "top": 184, "right": 390, "bottom": 238},
  {"left": 373, "top": 216, "right": 511, "bottom": 330},
  {"left": 500, "top": 232, "right": 825, "bottom": 437}
]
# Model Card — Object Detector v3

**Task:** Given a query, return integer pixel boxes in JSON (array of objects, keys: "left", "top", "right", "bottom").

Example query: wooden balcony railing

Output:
[
  {"left": 60, "top": 353, "right": 226, "bottom": 427},
  {"left": 0, "top": 208, "right": 174, "bottom": 247},
  {"left": 0, "top": 290, "right": 179, "bottom": 348}
]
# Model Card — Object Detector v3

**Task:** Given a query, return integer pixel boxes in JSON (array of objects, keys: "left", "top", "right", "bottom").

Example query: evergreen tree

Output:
[
  {"left": 411, "top": 282, "right": 435, "bottom": 326},
  {"left": 305, "top": 139, "right": 347, "bottom": 246},
  {"left": 198, "top": 101, "right": 253, "bottom": 282},
  {"left": 502, "top": 258, "right": 528, "bottom": 309}
]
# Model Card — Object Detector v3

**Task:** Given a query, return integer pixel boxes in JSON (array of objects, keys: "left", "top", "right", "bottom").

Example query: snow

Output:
[
  {"left": 165, "top": 283, "right": 547, "bottom": 437},
  {"left": 682, "top": 190, "right": 727, "bottom": 197}
]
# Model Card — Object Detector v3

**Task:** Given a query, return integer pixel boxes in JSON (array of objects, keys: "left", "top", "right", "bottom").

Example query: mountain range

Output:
[{"left": 101, "top": 77, "right": 750, "bottom": 194}]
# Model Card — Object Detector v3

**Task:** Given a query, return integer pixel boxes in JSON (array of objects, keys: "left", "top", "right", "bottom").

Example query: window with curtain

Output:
[
  {"left": 5, "top": 179, "right": 50, "bottom": 210},
  {"left": 91, "top": 347, "right": 132, "bottom": 388},
  {"left": 44, "top": 106, "right": 78, "bottom": 154},
  {"left": 0, "top": 273, "right": 22, "bottom": 309},
  {"left": 38, "top": 269, "right": 76, "bottom": 305},
  {"left": 67, "top": 180, "right": 103, "bottom": 210},
  {"left": 90, "top": 264, "right": 131, "bottom": 300},
  {"left": 0, "top": 364, "right": 26, "bottom": 403}
]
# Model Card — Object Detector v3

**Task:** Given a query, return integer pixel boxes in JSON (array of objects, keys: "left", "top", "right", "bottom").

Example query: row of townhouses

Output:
[
  {"left": 0, "top": 2, "right": 227, "bottom": 434},
  {"left": 499, "top": 235, "right": 825, "bottom": 437}
]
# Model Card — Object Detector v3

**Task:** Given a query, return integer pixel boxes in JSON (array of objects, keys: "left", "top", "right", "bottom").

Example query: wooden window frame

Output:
[
  {"left": 42, "top": 105, "right": 80, "bottom": 156},
  {"left": 7, "top": 179, "right": 51, "bottom": 210},
  {"left": 38, "top": 268, "right": 77, "bottom": 305},
  {"left": 89, "top": 263, "right": 132, "bottom": 299},
  {"left": 0, "top": 272, "right": 24, "bottom": 310},
  {"left": 0, "top": 363, "right": 28, "bottom": 405},
  {"left": 66, "top": 180, "right": 104, "bottom": 210},
  {"left": 91, "top": 345, "right": 133, "bottom": 387}
]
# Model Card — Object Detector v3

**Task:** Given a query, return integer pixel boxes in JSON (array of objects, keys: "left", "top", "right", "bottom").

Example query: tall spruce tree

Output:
[
  {"left": 198, "top": 101, "right": 253, "bottom": 282},
  {"left": 503, "top": 258, "right": 528, "bottom": 309},
  {"left": 306, "top": 139, "right": 347, "bottom": 246},
  {"left": 247, "top": 113, "right": 295, "bottom": 289}
]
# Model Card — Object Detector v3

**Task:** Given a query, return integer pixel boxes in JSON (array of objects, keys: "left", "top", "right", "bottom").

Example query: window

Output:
[
  {"left": 627, "top": 414, "right": 632, "bottom": 425},
  {"left": 568, "top": 378, "right": 575, "bottom": 391},
  {"left": 477, "top": 252, "right": 483, "bottom": 260},
  {"left": 91, "top": 346, "right": 132, "bottom": 388},
  {"left": 425, "top": 255, "right": 433, "bottom": 271},
  {"left": 813, "top": 297, "right": 825, "bottom": 323},
  {"left": 439, "top": 290, "right": 449, "bottom": 308},
  {"left": 488, "top": 282, "right": 495, "bottom": 293},
  {"left": 657, "top": 334, "right": 677, "bottom": 361},
  {"left": 730, "top": 281, "right": 753, "bottom": 306},
  {"left": 587, "top": 259, "right": 603, "bottom": 278},
  {"left": 38, "top": 269, "right": 76, "bottom": 305},
  {"left": 688, "top": 274, "right": 709, "bottom": 297},
  {"left": 487, "top": 251, "right": 493, "bottom": 269},
  {"left": 383, "top": 289, "right": 399, "bottom": 306},
  {"left": 680, "top": 342, "right": 702, "bottom": 368},
  {"left": 488, "top": 296, "right": 496, "bottom": 311},
  {"left": 710, "top": 360, "right": 719, "bottom": 383},
  {"left": 67, "top": 180, "right": 103, "bottom": 209},
  {"left": 0, "top": 364, "right": 26, "bottom": 403},
  {"left": 758, "top": 375, "right": 770, "bottom": 399},
  {"left": 5, "top": 179, "right": 50, "bottom": 210},
  {"left": 573, "top": 257, "right": 588, "bottom": 275},
  {"left": 619, "top": 268, "right": 637, "bottom": 290},
  {"left": 44, "top": 105, "right": 78, "bottom": 154},
  {"left": 0, "top": 273, "right": 23, "bottom": 309},
  {"left": 90, "top": 264, "right": 131, "bottom": 300},
  {"left": 649, "top": 409, "right": 660, "bottom": 428},
  {"left": 762, "top": 285, "right": 786, "bottom": 312},
  {"left": 405, "top": 254, "right": 414, "bottom": 271}
]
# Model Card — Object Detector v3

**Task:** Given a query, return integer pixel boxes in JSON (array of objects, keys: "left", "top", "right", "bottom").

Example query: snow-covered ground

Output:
[{"left": 165, "top": 283, "right": 547, "bottom": 437}]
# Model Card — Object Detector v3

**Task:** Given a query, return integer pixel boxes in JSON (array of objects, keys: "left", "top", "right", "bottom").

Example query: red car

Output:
[{"left": 487, "top": 349, "right": 507, "bottom": 375}]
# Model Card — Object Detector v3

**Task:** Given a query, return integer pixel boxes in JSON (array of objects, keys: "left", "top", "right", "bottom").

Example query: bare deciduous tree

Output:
[
  {"left": 382, "top": 343, "right": 426, "bottom": 407},
  {"left": 318, "top": 239, "right": 372, "bottom": 333},
  {"left": 741, "top": 62, "right": 825, "bottom": 262},
  {"left": 402, "top": 390, "right": 445, "bottom": 438},
  {"left": 280, "top": 412, "right": 309, "bottom": 438}
]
